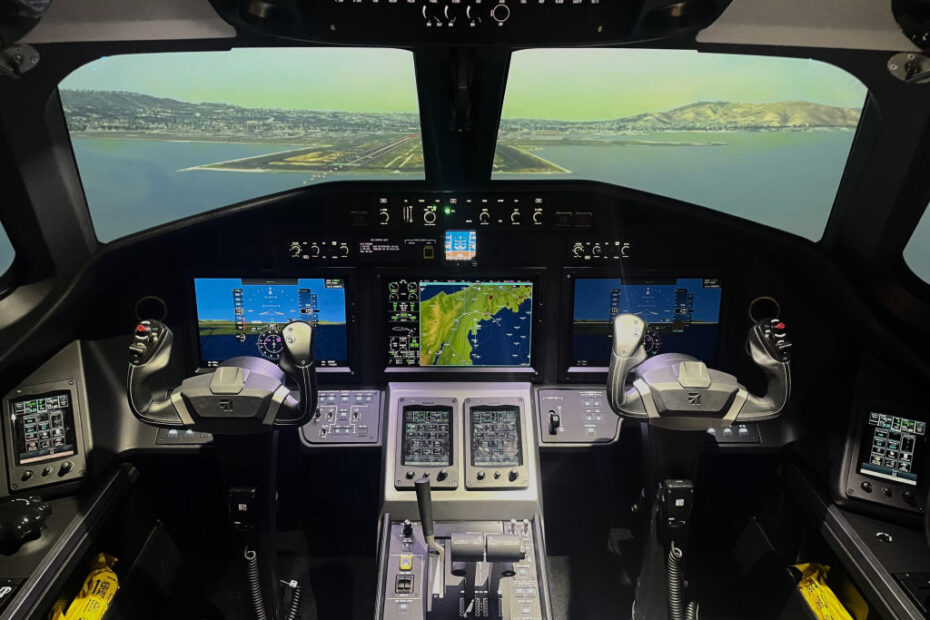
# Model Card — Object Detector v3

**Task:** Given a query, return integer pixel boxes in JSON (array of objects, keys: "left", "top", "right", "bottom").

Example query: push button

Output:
[
  {"left": 399, "top": 554, "right": 413, "bottom": 571},
  {"left": 21, "top": 470, "right": 33, "bottom": 481},
  {"left": 58, "top": 462, "right": 73, "bottom": 476},
  {"left": 860, "top": 481, "right": 872, "bottom": 493},
  {"left": 41, "top": 466, "right": 53, "bottom": 477}
]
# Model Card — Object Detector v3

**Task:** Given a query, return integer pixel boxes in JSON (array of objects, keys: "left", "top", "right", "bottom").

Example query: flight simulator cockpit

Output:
[{"left": 1, "top": 1, "right": 930, "bottom": 620}]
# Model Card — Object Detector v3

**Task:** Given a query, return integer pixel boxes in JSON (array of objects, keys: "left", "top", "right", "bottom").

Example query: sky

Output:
[
  {"left": 59, "top": 47, "right": 868, "bottom": 121},
  {"left": 60, "top": 48, "right": 421, "bottom": 113},
  {"left": 503, "top": 49, "right": 869, "bottom": 121}
]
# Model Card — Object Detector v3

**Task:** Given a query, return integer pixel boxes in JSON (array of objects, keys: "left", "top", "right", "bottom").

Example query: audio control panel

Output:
[
  {"left": 537, "top": 388, "right": 621, "bottom": 446},
  {"left": 301, "top": 389, "right": 383, "bottom": 446}
]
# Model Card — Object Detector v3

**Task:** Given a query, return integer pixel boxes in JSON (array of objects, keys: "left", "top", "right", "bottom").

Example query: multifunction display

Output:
[
  {"left": 571, "top": 278, "right": 722, "bottom": 367},
  {"left": 859, "top": 412, "right": 926, "bottom": 486},
  {"left": 194, "top": 278, "right": 348, "bottom": 367},
  {"left": 470, "top": 406, "right": 522, "bottom": 467},
  {"left": 11, "top": 391, "right": 77, "bottom": 465},
  {"left": 402, "top": 406, "right": 452, "bottom": 466},
  {"left": 386, "top": 279, "right": 533, "bottom": 367}
]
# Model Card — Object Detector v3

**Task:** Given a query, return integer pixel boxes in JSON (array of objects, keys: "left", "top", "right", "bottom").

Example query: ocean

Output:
[{"left": 70, "top": 131, "right": 857, "bottom": 242}]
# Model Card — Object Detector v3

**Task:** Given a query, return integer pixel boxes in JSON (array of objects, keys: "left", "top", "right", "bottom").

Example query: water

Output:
[
  {"left": 70, "top": 131, "right": 856, "bottom": 243},
  {"left": 495, "top": 130, "right": 857, "bottom": 240},
  {"left": 70, "top": 138, "right": 423, "bottom": 242}
]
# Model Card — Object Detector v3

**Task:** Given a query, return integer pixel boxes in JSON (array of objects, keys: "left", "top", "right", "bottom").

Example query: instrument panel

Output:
[{"left": 111, "top": 184, "right": 792, "bottom": 389}]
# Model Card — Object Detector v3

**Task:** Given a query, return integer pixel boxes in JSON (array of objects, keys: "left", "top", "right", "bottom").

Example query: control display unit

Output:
[
  {"left": 402, "top": 406, "right": 452, "bottom": 466},
  {"left": 386, "top": 279, "right": 533, "bottom": 367},
  {"left": 470, "top": 406, "right": 522, "bottom": 467},
  {"left": 570, "top": 277, "right": 722, "bottom": 367},
  {"left": 194, "top": 278, "right": 348, "bottom": 368},
  {"left": 394, "top": 397, "right": 458, "bottom": 490},
  {"left": 10, "top": 391, "right": 76, "bottom": 465},
  {"left": 858, "top": 412, "right": 926, "bottom": 486}
]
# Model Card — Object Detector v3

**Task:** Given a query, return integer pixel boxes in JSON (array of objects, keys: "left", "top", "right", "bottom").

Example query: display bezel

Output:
[
  {"left": 401, "top": 404, "right": 454, "bottom": 467},
  {"left": 469, "top": 404, "right": 523, "bottom": 468},
  {"left": 187, "top": 269, "right": 359, "bottom": 379},
  {"left": 378, "top": 268, "right": 544, "bottom": 380},
  {"left": 11, "top": 390, "right": 78, "bottom": 466},
  {"left": 856, "top": 410, "right": 927, "bottom": 487},
  {"left": 559, "top": 268, "right": 729, "bottom": 382}
]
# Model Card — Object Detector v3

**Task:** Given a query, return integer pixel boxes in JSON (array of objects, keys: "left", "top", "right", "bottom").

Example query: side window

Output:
[
  {"left": 904, "top": 203, "right": 930, "bottom": 284},
  {"left": 0, "top": 223, "right": 14, "bottom": 277}
]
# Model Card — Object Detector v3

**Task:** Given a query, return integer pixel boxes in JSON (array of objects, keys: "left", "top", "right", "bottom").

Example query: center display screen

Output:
[
  {"left": 571, "top": 278, "right": 723, "bottom": 367},
  {"left": 194, "top": 278, "right": 348, "bottom": 368},
  {"left": 858, "top": 412, "right": 926, "bottom": 486},
  {"left": 402, "top": 406, "right": 452, "bottom": 466},
  {"left": 386, "top": 279, "right": 533, "bottom": 367},
  {"left": 470, "top": 406, "right": 522, "bottom": 467}
]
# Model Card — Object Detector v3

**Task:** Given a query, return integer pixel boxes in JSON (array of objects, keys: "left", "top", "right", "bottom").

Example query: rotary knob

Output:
[
  {"left": 511, "top": 209, "right": 521, "bottom": 224},
  {"left": 479, "top": 211, "right": 491, "bottom": 224},
  {"left": 572, "top": 243, "right": 585, "bottom": 258},
  {"left": 592, "top": 244, "right": 603, "bottom": 257},
  {"left": 424, "top": 210, "right": 437, "bottom": 225},
  {"left": 491, "top": 3, "right": 510, "bottom": 24}
]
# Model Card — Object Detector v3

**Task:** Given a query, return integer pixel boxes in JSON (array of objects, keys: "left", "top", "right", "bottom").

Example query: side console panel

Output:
[
  {"left": 3, "top": 343, "right": 90, "bottom": 494},
  {"left": 838, "top": 357, "right": 928, "bottom": 518}
]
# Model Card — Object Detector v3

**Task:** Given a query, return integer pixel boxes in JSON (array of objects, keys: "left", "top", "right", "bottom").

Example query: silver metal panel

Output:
[
  {"left": 698, "top": 0, "right": 920, "bottom": 51},
  {"left": 382, "top": 383, "right": 541, "bottom": 521},
  {"left": 24, "top": 0, "right": 235, "bottom": 43}
]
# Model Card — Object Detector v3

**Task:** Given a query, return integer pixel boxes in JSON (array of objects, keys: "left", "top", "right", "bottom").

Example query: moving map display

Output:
[
  {"left": 195, "top": 278, "right": 348, "bottom": 367},
  {"left": 571, "top": 278, "right": 722, "bottom": 367},
  {"left": 386, "top": 279, "right": 533, "bottom": 367}
]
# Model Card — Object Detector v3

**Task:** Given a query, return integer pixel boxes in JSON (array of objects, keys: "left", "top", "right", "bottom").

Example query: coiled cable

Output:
[
  {"left": 667, "top": 543, "right": 685, "bottom": 620},
  {"left": 280, "top": 579, "right": 302, "bottom": 620},
  {"left": 244, "top": 547, "right": 267, "bottom": 620}
]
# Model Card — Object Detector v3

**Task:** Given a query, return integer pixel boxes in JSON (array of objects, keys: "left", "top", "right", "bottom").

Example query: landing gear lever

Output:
[{"left": 415, "top": 477, "right": 445, "bottom": 604}]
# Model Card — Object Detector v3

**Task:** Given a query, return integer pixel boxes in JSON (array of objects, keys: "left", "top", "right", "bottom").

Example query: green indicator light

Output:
[{"left": 444, "top": 206, "right": 452, "bottom": 215}]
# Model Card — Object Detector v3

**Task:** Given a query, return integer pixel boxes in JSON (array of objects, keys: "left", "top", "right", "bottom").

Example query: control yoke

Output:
[
  {"left": 607, "top": 315, "right": 791, "bottom": 430},
  {"left": 126, "top": 319, "right": 316, "bottom": 432}
]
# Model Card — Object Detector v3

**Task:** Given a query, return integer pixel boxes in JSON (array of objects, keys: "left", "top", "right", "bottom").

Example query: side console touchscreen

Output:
[
  {"left": 4, "top": 380, "right": 87, "bottom": 491},
  {"left": 846, "top": 409, "right": 927, "bottom": 513},
  {"left": 394, "top": 398, "right": 458, "bottom": 490},
  {"left": 464, "top": 398, "right": 528, "bottom": 490}
]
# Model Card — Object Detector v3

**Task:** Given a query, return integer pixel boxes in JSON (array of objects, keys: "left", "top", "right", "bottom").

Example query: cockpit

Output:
[{"left": 1, "top": 1, "right": 930, "bottom": 619}]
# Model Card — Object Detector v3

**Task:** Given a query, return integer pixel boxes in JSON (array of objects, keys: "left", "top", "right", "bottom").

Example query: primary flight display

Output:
[
  {"left": 386, "top": 279, "right": 533, "bottom": 367},
  {"left": 571, "top": 277, "right": 722, "bottom": 367},
  {"left": 194, "top": 278, "right": 349, "bottom": 367}
]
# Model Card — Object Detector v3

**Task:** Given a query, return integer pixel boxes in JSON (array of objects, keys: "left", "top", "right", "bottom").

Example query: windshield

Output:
[
  {"left": 0, "top": 223, "right": 13, "bottom": 276},
  {"left": 495, "top": 49, "right": 867, "bottom": 240},
  {"left": 59, "top": 48, "right": 423, "bottom": 242},
  {"left": 904, "top": 203, "right": 930, "bottom": 284}
]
